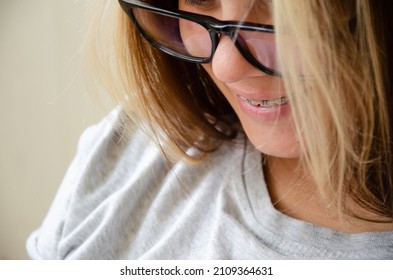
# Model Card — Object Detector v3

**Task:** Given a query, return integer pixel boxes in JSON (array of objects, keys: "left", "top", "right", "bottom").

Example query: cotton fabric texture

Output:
[{"left": 27, "top": 109, "right": 393, "bottom": 259}]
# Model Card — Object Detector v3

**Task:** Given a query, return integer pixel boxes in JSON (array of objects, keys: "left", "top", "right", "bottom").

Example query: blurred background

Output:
[{"left": 0, "top": 1, "right": 113, "bottom": 259}]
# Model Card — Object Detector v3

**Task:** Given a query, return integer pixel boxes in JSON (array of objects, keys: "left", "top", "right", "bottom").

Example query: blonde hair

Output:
[
  {"left": 87, "top": 0, "right": 393, "bottom": 220},
  {"left": 274, "top": 0, "right": 393, "bottom": 221}
]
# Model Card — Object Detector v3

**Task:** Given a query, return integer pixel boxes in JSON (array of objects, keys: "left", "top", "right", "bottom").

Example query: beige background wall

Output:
[{"left": 0, "top": 1, "right": 112, "bottom": 259}]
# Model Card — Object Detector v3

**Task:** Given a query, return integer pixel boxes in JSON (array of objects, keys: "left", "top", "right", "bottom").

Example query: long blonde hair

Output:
[
  {"left": 87, "top": 0, "right": 393, "bottom": 220},
  {"left": 274, "top": 0, "right": 393, "bottom": 221}
]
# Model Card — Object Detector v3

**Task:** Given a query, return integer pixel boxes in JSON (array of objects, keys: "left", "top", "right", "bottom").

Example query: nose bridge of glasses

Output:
[
  {"left": 209, "top": 23, "right": 248, "bottom": 68},
  {"left": 207, "top": 20, "right": 241, "bottom": 37}
]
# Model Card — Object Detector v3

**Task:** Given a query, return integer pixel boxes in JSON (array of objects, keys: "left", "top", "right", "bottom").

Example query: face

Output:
[{"left": 179, "top": 0, "right": 301, "bottom": 159}]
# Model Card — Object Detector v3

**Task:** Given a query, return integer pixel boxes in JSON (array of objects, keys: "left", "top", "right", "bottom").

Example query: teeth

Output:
[{"left": 240, "top": 96, "right": 289, "bottom": 107}]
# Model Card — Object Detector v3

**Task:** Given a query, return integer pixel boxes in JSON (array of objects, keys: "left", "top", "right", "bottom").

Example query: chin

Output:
[
  {"left": 241, "top": 121, "right": 302, "bottom": 159},
  {"left": 251, "top": 141, "right": 302, "bottom": 159}
]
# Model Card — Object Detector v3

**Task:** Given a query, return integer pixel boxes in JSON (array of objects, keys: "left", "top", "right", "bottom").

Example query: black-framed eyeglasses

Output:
[{"left": 119, "top": 0, "right": 281, "bottom": 77}]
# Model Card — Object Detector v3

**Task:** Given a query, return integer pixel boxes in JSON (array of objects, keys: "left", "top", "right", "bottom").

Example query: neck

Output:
[{"left": 264, "top": 156, "right": 393, "bottom": 234}]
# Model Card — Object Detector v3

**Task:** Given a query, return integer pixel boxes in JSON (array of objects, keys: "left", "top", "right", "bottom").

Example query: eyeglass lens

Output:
[{"left": 134, "top": 7, "right": 212, "bottom": 59}]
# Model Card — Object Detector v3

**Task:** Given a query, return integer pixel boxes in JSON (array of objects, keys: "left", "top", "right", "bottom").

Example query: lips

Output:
[{"left": 235, "top": 91, "right": 290, "bottom": 122}]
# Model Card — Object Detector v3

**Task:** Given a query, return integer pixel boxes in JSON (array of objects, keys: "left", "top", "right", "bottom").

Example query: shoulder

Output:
[{"left": 26, "top": 108, "right": 162, "bottom": 259}]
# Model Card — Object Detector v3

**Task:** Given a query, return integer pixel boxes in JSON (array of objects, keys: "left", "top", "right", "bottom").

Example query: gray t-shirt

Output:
[{"left": 27, "top": 109, "right": 393, "bottom": 259}]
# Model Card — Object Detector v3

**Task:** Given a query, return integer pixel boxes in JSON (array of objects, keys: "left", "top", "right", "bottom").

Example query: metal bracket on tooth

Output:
[{"left": 242, "top": 96, "right": 289, "bottom": 107}]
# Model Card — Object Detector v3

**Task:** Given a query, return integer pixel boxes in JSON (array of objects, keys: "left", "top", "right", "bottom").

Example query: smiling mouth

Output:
[{"left": 239, "top": 96, "right": 289, "bottom": 108}]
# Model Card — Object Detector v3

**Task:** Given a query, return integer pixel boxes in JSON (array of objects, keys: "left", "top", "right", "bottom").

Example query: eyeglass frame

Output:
[{"left": 119, "top": 0, "right": 281, "bottom": 77}]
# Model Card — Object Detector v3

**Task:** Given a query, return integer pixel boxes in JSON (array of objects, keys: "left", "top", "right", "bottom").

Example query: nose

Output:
[{"left": 210, "top": 36, "right": 262, "bottom": 83}]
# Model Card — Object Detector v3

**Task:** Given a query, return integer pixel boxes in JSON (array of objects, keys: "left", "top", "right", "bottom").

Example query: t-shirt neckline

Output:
[{"left": 240, "top": 138, "right": 393, "bottom": 255}]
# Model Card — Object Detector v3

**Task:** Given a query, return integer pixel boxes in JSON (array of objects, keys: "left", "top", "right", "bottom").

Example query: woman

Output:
[{"left": 27, "top": 0, "right": 393, "bottom": 259}]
